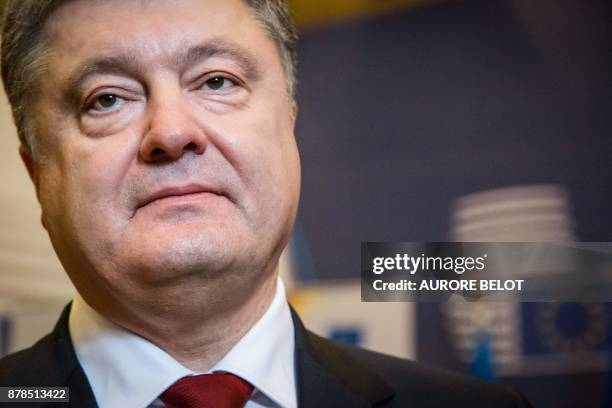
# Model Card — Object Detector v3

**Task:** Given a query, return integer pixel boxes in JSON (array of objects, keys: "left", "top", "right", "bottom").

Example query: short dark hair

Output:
[{"left": 0, "top": 0, "right": 298, "bottom": 152}]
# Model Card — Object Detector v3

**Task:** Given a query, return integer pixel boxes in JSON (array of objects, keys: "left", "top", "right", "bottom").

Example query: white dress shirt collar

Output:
[{"left": 68, "top": 278, "right": 296, "bottom": 408}]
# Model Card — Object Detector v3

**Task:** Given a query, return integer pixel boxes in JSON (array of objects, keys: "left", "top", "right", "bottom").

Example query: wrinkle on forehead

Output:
[
  {"left": 40, "top": 0, "right": 276, "bottom": 102},
  {"left": 43, "top": 0, "right": 248, "bottom": 52},
  {"left": 62, "top": 39, "right": 262, "bottom": 100}
]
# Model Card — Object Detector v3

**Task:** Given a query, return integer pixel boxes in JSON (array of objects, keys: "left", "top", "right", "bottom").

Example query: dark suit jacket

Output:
[{"left": 0, "top": 304, "right": 532, "bottom": 407}]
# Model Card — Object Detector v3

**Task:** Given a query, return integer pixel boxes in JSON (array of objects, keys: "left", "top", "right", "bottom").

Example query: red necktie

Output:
[{"left": 160, "top": 373, "right": 254, "bottom": 408}]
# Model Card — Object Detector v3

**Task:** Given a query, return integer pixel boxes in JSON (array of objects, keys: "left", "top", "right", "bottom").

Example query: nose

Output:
[{"left": 139, "top": 90, "right": 207, "bottom": 163}]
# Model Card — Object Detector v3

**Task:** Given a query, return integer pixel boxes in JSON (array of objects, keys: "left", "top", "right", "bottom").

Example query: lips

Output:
[{"left": 137, "top": 184, "right": 224, "bottom": 210}]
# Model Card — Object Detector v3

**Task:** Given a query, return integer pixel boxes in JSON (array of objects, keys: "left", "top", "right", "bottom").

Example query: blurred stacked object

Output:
[
  {"left": 415, "top": 183, "right": 612, "bottom": 407},
  {"left": 445, "top": 184, "right": 575, "bottom": 379},
  {"left": 450, "top": 184, "right": 576, "bottom": 242}
]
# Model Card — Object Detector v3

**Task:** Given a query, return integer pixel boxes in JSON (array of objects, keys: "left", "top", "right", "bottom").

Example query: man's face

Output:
[{"left": 29, "top": 0, "right": 300, "bottom": 304}]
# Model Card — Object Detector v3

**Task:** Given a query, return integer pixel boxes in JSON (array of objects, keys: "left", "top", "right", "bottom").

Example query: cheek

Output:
[
  {"left": 41, "top": 131, "right": 139, "bottom": 237},
  {"left": 255, "top": 110, "right": 299, "bottom": 190},
  {"left": 222, "top": 109, "right": 299, "bottom": 216},
  {"left": 219, "top": 112, "right": 290, "bottom": 180}
]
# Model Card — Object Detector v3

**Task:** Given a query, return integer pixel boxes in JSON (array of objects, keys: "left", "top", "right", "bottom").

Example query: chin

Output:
[{"left": 119, "top": 233, "right": 251, "bottom": 285}]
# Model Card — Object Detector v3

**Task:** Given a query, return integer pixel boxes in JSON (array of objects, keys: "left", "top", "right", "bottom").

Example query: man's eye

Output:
[
  {"left": 202, "top": 76, "right": 236, "bottom": 92},
  {"left": 88, "top": 94, "right": 124, "bottom": 112}
]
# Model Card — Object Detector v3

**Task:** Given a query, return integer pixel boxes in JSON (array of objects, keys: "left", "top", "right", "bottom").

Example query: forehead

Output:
[{"left": 43, "top": 0, "right": 278, "bottom": 72}]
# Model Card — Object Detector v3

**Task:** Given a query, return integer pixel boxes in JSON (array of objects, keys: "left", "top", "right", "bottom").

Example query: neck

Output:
[
  {"left": 161, "top": 276, "right": 278, "bottom": 372},
  {"left": 86, "top": 272, "right": 279, "bottom": 373}
]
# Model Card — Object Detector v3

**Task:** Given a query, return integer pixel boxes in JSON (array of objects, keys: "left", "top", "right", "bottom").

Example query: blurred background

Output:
[{"left": 0, "top": 0, "right": 611, "bottom": 407}]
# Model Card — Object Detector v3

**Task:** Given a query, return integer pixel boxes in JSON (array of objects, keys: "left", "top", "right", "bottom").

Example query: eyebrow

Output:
[{"left": 63, "top": 39, "right": 261, "bottom": 99}]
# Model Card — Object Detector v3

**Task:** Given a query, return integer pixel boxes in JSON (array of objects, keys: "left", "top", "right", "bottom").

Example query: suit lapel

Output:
[
  {"left": 46, "top": 304, "right": 98, "bottom": 408},
  {"left": 42, "top": 303, "right": 394, "bottom": 408},
  {"left": 291, "top": 308, "right": 395, "bottom": 408}
]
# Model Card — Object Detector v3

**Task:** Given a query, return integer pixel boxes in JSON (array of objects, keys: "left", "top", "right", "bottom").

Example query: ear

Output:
[
  {"left": 19, "top": 145, "right": 38, "bottom": 188},
  {"left": 290, "top": 101, "right": 298, "bottom": 128},
  {"left": 19, "top": 145, "right": 47, "bottom": 230}
]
